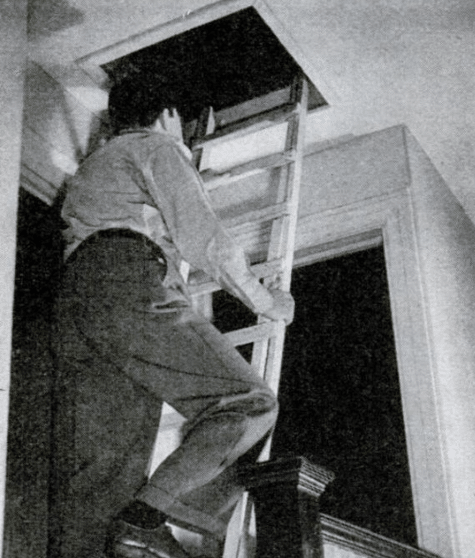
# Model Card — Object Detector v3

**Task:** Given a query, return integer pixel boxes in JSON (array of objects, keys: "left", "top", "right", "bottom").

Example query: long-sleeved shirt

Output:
[{"left": 61, "top": 128, "right": 275, "bottom": 315}]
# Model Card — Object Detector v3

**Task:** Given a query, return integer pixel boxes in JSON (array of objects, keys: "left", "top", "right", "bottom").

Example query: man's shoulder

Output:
[
  {"left": 78, "top": 130, "right": 187, "bottom": 175},
  {"left": 83, "top": 130, "right": 172, "bottom": 162},
  {"left": 120, "top": 130, "right": 193, "bottom": 162}
]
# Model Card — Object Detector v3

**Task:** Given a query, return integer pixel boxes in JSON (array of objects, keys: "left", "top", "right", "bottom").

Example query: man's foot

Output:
[{"left": 105, "top": 519, "right": 193, "bottom": 558}]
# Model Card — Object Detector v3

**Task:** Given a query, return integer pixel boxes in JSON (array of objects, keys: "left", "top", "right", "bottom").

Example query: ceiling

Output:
[{"left": 27, "top": 0, "right": 475, "bottom": 220}]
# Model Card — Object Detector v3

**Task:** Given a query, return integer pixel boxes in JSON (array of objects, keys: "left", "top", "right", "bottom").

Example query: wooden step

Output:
[
  {"left": 201, "top": 149, "right": 296, "bottom": 190},
  {"left": 226, "top": 201, "right": 291, "bottom": 234},
  {"left": 224, "top": 321, "right": 277, "bottom": 347},
  {"left": 192, "top": 103, "right": 298, "bottom": 150}
]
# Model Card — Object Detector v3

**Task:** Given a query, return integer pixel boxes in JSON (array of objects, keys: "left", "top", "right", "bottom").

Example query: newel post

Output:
[{"left": 239, "top": 457, "right": 335, "bottom": 558}]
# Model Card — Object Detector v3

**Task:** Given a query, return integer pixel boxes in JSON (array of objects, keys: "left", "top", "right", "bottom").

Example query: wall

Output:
[
  {"left": 21, "top": 61, "right": 107, "bottom": 205},
  {"left": 407, "top": 132, "right": 475, "bottom": 558},
  {"left": 0, "top": 2, "right": 27, "bottom": 556},
  {"left": 6, "top": 190, "right": 63, "bottom": 558}
]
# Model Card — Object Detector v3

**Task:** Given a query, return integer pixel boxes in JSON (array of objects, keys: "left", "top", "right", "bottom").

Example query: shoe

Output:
[{"left": 105, "top": 519, "right": 193, "bottom": 558}]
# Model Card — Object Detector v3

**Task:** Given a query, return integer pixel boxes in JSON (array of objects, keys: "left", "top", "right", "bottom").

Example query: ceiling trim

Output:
[{"left": 77, "top": 0, "right": 251, "bottom": 69}]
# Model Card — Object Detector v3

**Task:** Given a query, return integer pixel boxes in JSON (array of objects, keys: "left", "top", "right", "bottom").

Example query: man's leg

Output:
[
  {"left": 49, "top": 344, "right": 163, "bottom": 558},
  {"left": 50, "top": 237, "right": 167, "bottom": 558},
  {"left": 125, "top": 311, "right": 278, "bottom": 538},
  {"left": 53, "top": 236, "right": 277, "bottom": 555}
]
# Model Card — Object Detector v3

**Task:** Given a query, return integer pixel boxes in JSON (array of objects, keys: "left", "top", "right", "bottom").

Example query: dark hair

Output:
[{"left": 108, "top": 77, "right": 178, "bottom": 134}]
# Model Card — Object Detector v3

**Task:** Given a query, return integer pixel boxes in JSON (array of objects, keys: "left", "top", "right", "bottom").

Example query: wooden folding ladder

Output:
[{"left": 190, "top": 74, "right": 309, "bottom": 558}]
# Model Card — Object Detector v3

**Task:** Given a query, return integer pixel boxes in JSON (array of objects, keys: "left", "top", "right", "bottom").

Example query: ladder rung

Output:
[
  {"left": 224, "top": 321, "right": 277, "bottom": 347},
  {"left": 192, "top": 103, "right": 297, "bottom": 150},
  {"left": 202, "top": 150, "right": 296, "bottom": 190},
  {"left": 189, "top": 259, "right": 283, "bottom": 297},
  {"left": 227, "top": 202, "right": 290, "bottom": 234}
]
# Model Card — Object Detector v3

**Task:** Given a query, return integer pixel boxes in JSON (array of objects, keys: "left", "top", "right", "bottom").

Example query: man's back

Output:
[{"left": 62, "top": 130, "right": 178, "bottom": 259}]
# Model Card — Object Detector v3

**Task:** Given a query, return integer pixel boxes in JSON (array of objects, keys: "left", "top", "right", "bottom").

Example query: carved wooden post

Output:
[{"left": 239, "top": 457, "right": 335, "bottom": 558}]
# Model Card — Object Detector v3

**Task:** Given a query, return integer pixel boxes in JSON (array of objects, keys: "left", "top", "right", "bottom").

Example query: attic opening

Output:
[{"left": 101, "top": 7, "right": 327, "bottom": 126}]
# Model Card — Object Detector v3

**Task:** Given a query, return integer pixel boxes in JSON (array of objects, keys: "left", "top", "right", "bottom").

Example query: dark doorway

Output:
[{"left": 271, "top": 246, "right": 417, "bottom": 545}]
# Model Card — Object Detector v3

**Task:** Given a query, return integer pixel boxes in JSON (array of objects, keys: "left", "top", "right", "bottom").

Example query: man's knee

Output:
[
  {"left": 237, "top": 386, "right": 279, "bottom": 441},
  {"left": 249, "top": 387, "right": 278, "bottom": 419},
  {"left": 221, "top": 383, "right": 277, "bottom": 418}
]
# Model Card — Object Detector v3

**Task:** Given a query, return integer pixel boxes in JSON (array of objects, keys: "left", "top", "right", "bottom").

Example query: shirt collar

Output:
[
  {"left": 118, "top": 128, "right": 151, "bottom": 136},
  {"left": 116, "top": 128, "right": 192, "bottom": 159}
]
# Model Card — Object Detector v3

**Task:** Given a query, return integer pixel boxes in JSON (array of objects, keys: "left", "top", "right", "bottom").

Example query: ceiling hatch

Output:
[{"left": 101, "top": 7, "right": 327, "bottom": 125}]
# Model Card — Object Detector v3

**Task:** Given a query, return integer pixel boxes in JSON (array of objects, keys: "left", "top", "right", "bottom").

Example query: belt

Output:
[{"left": 67, "top": 229, "right": 167, "bottom": 266}]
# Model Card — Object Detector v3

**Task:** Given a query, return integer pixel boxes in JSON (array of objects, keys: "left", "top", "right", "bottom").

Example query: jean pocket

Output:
[{"left": 149, "top": 299, "right": 190, "bottom": 313}]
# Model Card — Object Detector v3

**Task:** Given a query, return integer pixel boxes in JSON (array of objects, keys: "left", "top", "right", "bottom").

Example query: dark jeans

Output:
[{"left": 49, "top": 232, "right": 278, "bottom": 558}]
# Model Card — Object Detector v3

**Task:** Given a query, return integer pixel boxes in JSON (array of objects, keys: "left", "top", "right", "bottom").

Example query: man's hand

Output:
[
  {"left": 261, "top": 289, "right": 295, "bottom": 325},
  {"left": 159, "top": 108, "right": 184, "bottom": 143},
  {"left": 200, "top": 169, "right": 232, "bottom": 188}
]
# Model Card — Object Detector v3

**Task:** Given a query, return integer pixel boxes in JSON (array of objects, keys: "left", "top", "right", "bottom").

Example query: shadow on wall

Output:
[
  {"left": 4, "top": 189, "right": 64, "bottom": 558},
  {"left": 28, "top": 0, "right": 84, "bottom": 41},
  {"left": 23, "top": 61, "right": 110, "bottom": 204}
]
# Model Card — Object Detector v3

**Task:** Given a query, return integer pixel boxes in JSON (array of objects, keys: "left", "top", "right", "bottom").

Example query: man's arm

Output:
[{"left": 146, "top": 137, "right": 294, "bottom": 324}]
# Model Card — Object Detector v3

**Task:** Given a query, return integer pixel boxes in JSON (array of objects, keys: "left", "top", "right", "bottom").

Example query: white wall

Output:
[
  {"left": 0, "top": 2, "right": 27, "bottom": 555},
  {"left": 21, "top": 61, "right": 107, "bottom": 205},
  {"left": 407, "top": 132, "right": 475, "bottom": 558}
]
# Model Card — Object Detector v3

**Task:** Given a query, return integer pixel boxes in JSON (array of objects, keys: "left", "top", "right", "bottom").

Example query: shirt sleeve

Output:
[{"left": 144, "top": 139, "right": 275, "bottom": 315}]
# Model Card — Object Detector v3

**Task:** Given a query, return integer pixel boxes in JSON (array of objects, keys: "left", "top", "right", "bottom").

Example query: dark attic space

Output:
[
  {"left": 213, "top": 246, "right": 418, "bottom": 546},
  {"left": 102, "top": 7, "right": 327, "bottom": 125}
]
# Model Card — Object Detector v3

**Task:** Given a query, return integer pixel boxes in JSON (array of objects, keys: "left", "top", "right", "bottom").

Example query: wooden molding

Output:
[
  {"left": 20, "top": 164, "right": 59, "bottom": 206},
  {"left": 240, "top": 456, "right": 335, "bottom": 498},
  {"left": 321, "top": 515, "right": 441, "bottom": 558}
]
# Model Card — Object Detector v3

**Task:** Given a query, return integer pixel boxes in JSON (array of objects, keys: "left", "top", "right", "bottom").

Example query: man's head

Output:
[{"left": 108, "top": 77, "right": 179, "bottom": 135}]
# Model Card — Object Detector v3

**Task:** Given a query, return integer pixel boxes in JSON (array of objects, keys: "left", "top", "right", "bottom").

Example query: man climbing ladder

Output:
[{"left": 49, "top": 76, "right": 294, "bottom": 558}]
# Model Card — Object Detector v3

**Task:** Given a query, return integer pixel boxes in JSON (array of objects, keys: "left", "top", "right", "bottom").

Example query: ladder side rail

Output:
[
  {"left": 189, "top": 78, "right": 309, "bottom": 558},
  {"left": 250, "top": 76, "right": 309, "bottom": 388},
  {"left": 262, "top": 77, "right": 309, "bottom": 394},
  {"left": 266, "top": 76, "right": 309, "bottom": 289},
  {"left": 223, "top": 77, "right": 309, "bottom": 558}
]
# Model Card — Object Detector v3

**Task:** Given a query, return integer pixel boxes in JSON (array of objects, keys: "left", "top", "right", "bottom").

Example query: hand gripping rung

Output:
[{"left": 189, "top": 259, "right": 283, "bottom": 297}]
